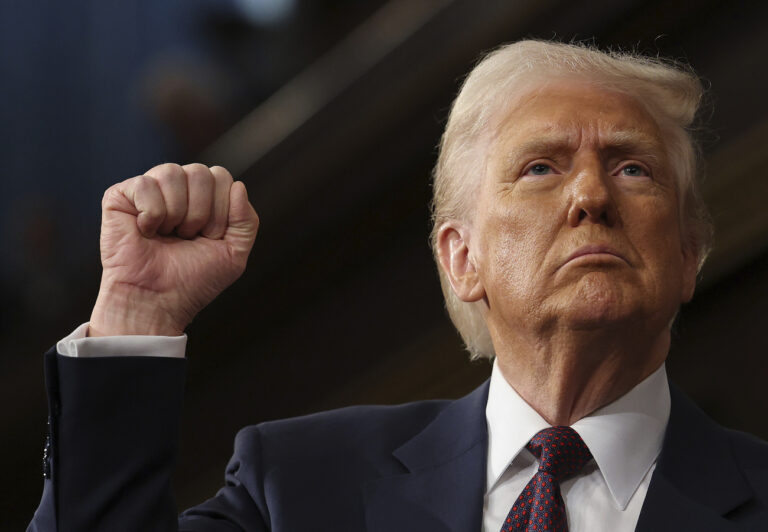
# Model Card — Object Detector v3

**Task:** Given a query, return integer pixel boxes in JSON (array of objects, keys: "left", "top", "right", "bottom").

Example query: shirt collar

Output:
[{"left": 485, "top": 359, "right": 670, "bottom": 510}]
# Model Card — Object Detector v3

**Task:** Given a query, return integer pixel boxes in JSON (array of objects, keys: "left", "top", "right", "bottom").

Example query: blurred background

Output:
[{"left": 2, "top": 0, "right": 768, "bottom": 528}]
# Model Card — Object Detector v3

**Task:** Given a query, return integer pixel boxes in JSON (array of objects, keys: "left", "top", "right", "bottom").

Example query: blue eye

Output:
[
  {"left": 619, "top": 164, "right": 648, "bottom": 177},
  {"left": 526, "top": 163, "right": 553, "bottom": 176}
]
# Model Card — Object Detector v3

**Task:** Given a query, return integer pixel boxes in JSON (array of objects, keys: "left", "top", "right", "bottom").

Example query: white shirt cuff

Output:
[{"left": 56, "top": 322, "right": 187, "bottom": 358}]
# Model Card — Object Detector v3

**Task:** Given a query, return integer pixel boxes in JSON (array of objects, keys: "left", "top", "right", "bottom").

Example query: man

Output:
[{"left": 29, "top": 40, "right": 768, "bottom": 531}]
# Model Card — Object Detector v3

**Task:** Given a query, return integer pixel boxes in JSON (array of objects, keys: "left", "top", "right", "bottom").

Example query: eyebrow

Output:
[
  {"left": 600, "top": 129, "right": 665, "bottom": 161},
  {"left": 505, "top": 138, "right": 574, "bottom": 164},
  {"left": 504, "top": 128, "right": 665, "bottom": 166}
]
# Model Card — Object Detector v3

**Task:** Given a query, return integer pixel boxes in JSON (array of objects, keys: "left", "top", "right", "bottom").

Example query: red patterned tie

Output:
[{"left": 500, "top": 426, "right": 592, "bottom": 532}]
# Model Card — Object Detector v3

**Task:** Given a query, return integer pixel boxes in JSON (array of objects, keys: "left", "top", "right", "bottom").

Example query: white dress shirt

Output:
[
  {"left": 483, "top": 359, "right": 670, "bottom": 532},
  {"left": 57, "top": 324, "right": 669, "bottom": 531},
  {"left": 57, "top": 322, "right": 187, "bottom": 358}
]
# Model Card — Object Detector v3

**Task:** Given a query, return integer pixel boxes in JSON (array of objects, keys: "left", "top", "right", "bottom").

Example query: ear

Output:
[
  {"left": 680, "top": 244, "right": 698, "bottom": 303},
  {"left": 435, "top": 222, "right": 485, "bottom": 302}
]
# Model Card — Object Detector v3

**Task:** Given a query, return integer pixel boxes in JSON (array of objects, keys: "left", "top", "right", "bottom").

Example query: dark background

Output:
[{"left": 2, "top": 0, "right": 768, "bottom": 529}]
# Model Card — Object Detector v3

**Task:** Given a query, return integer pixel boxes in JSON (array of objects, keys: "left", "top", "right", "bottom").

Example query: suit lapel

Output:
[
  {"left": 635, "top": 384, "right": 753, "bottom": 531},
  {"left": 363, "top": 379, "right": 756, "bottom": 531},
  {"left": 363, "top": 382, "right": 490, "bottom": 532}
]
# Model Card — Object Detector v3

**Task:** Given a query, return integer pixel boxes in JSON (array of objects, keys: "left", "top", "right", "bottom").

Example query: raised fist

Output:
[{"left": 89, "top": 163, "right": 259, "bottom": 337}]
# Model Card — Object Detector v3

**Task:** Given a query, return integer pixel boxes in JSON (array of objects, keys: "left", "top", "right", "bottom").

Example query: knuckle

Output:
[
  {"left": 185, "top": 166, "right": 215, "bottom": 194},
  {"left": 102, "top": 184, "right": 120, "bottom": 206},
  {"left": 134, "top": 174, "right": 157, "bottom": 192},
  {"left": 215, "top": 174, "right": 234, "bottom": 188},
  {"left": 150, "top": 162, "right": 183, "bottom": 179},
  {"left": 183, "top": 162, "right": 211, "bottom": 179},
  {"left": 210, "top": 165, "right": 234, "bottom": 182}
]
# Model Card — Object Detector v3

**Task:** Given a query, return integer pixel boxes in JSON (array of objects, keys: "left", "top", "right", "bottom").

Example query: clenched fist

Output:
[{"left": 89, "top": 163, "right": 259, "bottom": 337}]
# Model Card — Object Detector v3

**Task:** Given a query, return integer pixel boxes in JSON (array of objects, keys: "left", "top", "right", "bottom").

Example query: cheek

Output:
[
  {"left": 629, "top": 201, "right": 686, "bottom": 280},
  {"left": 477, "top": 209, "right": 555, "bottom": 297}
]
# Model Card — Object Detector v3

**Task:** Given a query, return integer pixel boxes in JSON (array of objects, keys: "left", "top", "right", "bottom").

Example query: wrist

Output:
[{"left": 89, "top": 282, "right": 188, "bottom": 337}]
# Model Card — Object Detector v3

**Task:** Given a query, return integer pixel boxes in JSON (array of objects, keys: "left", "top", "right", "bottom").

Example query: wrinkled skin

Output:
[
  {"left": 438, "top": 81, "right": 698, "bottom": 424},
  {"left": 91, "top": 163, "right": 259, "bottom": 337}
]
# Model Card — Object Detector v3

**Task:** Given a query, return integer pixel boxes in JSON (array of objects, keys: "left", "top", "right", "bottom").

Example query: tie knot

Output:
[{"left": 526, "top": 426, "right": 592, "bottom": 481}]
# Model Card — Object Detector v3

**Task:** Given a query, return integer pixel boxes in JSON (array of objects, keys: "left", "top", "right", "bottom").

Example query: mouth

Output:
[{"left": 561, "top": 244, "right": 628, "bottom": 269}]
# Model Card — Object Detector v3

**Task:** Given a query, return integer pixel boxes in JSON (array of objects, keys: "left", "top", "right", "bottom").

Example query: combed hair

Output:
[{"left": 430, "top": 40, "right": 713, "bottom": 360}]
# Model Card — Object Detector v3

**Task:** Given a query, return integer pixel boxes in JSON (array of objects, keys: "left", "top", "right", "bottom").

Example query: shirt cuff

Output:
[{"left": 56, "top": 322, "right": 187, "bottom": 358}]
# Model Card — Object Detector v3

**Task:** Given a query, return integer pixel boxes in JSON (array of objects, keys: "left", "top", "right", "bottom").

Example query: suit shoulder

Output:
[
  {"left": 238, "top": 399, "right": 450, "bottom": 452},
  {"left": 227, "top": 400, "right": 452, "bottom": 478},
  {"left": 724, "top": 427, "right": 768, "bottom": 469},
  {"left": 219, "top": 399, "right": 456, "bottom": 511},
  {"left": 718, "top": 426, "right": 768, "bottom": 508}
]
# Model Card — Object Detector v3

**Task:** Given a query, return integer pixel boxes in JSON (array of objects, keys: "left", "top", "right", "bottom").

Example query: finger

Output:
[
  {"left": 224, "top": 181, "right": 260, "bottom": 263},
  {"left": 202, "top": 166, "right": 234, "bottom": 239},
  {"left": 177, "top": 163, "right": 214, "bottom": 239},
  {"left": 145, "top": 163, "right": 188, "bottom": 235},
  {"left": 118, "top": 175, "right": 167, "bottom": 238}
]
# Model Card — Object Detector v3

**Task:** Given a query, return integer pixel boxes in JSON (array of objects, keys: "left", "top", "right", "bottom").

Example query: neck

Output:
[{"left": 493, "top": 323, "right": 670, "bottom": 426}]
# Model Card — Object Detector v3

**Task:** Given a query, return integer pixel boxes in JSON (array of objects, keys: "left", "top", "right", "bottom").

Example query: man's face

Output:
[{"left": 468, "top": 81, "right": 697, "bottom": 340}]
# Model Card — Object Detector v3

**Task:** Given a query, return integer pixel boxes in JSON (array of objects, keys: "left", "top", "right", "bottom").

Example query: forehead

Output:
[{"left": 492, "top": 80, "right": 666, "bottom": 154}]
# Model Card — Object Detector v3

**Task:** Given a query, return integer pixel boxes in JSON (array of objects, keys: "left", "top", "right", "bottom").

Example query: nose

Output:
[{"left": 566, "top": 161, "right": 617, "bottom": 227}]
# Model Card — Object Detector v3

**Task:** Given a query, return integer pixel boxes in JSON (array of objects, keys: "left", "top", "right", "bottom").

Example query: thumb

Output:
[{"left": 224, "top": 181, "right": 260, "bottom": 257}]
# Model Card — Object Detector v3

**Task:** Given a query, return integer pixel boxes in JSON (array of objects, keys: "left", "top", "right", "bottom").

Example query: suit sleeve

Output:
[{"left": 27, "top": 347, "right": 269, "bottom": 531}]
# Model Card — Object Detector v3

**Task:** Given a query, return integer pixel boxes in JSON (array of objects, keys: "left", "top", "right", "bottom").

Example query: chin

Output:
[{"left": 561, "top": 273, "right": 639, "bottom": 329}]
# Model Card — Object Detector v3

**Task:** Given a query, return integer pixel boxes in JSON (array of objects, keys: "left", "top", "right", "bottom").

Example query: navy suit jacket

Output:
[{"left": 29, "top": 348, "right": 768, "bottom": 531}]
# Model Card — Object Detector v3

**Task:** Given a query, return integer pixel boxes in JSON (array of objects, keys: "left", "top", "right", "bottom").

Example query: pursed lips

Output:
[{"left": 560, "top": 244, "right": 628, "bottom": 270}]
